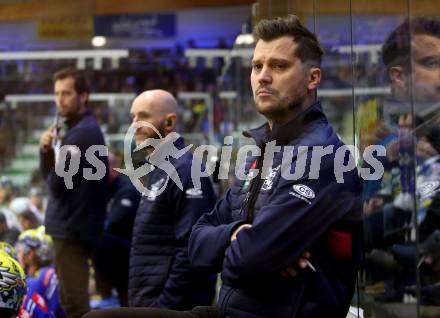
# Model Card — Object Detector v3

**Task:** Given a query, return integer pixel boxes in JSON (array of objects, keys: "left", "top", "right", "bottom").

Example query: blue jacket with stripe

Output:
[{"left": 189, "top": 102, "right": 363, "bottom": 318}]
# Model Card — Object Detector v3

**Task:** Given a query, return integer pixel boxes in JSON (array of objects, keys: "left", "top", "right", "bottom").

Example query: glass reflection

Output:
[{"left": 362, "top": 16, "right": 440, "bottom": 316}]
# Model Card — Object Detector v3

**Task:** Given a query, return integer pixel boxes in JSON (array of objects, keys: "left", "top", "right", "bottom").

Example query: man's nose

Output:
[
  {"left": 55, "top": 96, "right": 62, "bottom": 107},
  {"left": 131, "top": 116, "right": 141, "bottom": 127},
  {"left": 258, "top": 65, "right": 272, "bottom": 85}
]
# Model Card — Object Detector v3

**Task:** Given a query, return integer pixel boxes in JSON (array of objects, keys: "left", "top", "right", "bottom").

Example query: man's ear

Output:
[
  {"left": 164, "top": 113, "right": 177, "bottom": 132},
  {"left": 307, "top": 67, "right": 321, "bottom": 91},
  {"left": 389, "top": 66, "right": 407, "bottom": 90}
]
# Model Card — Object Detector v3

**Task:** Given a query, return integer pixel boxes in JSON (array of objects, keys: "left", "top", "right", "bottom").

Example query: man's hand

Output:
[
  {"left": 280, "top": 251, "right": 312, "bottom": 277},
  {"left": 230, "top": 225, "right": 313, "bottom": 277},
  {"left": 230, "top": 224, "right": 251, "bottom": 241},
  {"left": 363, "top": 196, "right": 384, "bottom": 215},
  {"left": 39, "top": 123, "right": 56, "bottom": 152}
]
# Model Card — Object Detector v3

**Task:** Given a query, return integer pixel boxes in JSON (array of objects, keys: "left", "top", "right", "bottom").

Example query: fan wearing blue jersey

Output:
[{"left": 15, "top": 227, "right": 65, "bottom": 318}]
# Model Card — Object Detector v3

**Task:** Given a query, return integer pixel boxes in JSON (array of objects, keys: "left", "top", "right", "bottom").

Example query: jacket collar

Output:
[
  {"left": 142, "top": 135, "right": 186, "bottom": 166},
  {"left": 64, "top": 108, "right": 92, "bottom": 129},
  {"left": 243, "top": 101, "right": 327, "bottom": 145}
]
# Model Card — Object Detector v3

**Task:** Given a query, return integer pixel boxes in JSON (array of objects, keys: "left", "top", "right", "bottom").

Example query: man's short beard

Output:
[
  {"left": 287, "top": 98, "right": 303, "bottom": 111},
  {"left": 156, "top": 122, "right": 167, "bottom": 138},
  {"left": 259, "top": 96, "right": 304, "bottom": 118}
]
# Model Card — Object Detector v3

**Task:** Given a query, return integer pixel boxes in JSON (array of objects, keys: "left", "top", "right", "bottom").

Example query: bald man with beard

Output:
[{"left": 124, "top": 90, "right": 217, "bottom": 309}]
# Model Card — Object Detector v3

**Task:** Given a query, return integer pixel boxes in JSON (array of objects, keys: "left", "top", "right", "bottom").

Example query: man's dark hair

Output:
[
  {"left": 53, "top": 67, "right": 90, "bottom": 96},
  {"left": 253, "top": 14, "right": 323, "bottom": 67},
  {"left": 382, "top": 17, "right": 440, "bottom": 69}
]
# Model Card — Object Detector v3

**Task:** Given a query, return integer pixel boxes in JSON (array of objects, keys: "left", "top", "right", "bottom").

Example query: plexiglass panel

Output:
[{"left": 250, "top": 0, "right": 440, "bottom": 317}]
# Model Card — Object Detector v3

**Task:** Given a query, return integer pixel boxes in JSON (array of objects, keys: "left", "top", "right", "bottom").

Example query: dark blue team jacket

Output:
[
  {"left": 189, "top": 102, "right": 363, "bottom": 318},
  {"left": 129, "top": 137, "right": 217, "bottom": 309},
  {"left": 41, "top": 109, "right": 108, "bottom": 244}
]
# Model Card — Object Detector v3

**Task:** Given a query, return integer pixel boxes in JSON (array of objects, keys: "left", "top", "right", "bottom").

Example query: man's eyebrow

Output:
[
  {"left": 131, "top": 110, "right": 150, "bottom": 117},
  {"left": 418, "top": 54, "right": 440, "bottom": 60},
  {"left": 268, "top": 57, "right": 291, "bottom": 64},
  {"left": 252, "top": 57, "right": 292, "bottom": 64}
]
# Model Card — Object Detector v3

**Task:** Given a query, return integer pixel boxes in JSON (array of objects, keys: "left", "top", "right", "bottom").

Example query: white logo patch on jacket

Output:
[
  {"left": 146, "top": 177, "right": 167, "bottom": 201},
  {"left": 289, "top": 184, "right": 315, "bottom": 204},
  {"left": 120, "top": 198, "right": 133, "bottom": 207},
  {"left": 261, "top": 165, "right": 281, "bottom": 191},
  {"left": 186, "top": 188, "right": 203, "bottom": 198}
]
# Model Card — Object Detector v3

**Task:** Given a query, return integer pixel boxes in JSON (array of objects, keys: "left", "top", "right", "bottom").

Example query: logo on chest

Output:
[
  {"left": 289, "top": 184, "right": 315, "bottom": 205},
  {"left": 145, "top": 177, "right": 167, "bottom": 201},
  {"left": 261, "top": 165, "right": 281, "bottom": 191},
  {"left": 186, "top": 188, "right": 203, "bottom": 198}
]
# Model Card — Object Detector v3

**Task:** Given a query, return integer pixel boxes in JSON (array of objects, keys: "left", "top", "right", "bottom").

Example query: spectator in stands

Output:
[
  {"left": 18, "top": 209, "right": 41, "bottom": 231},
  {"left": 9, "top": 197, "right": 44, "bottom": 228},
  {"left": 0, "top": 177, "right": 19, "bottom": 229},
  {"left": 0, "top": 211, "right": 19, "bottom": 245},
  {"left": 29, "top": 187, "right": 45, "bottom": 213},
  {"left": 92, "top": 153, "right": 140, "bottom": 307},
  {"left": 39, "top": 68, "right": 109, "bottom": 318},
  {"left": 0, "top": 249, "right": 27, "bottom": 318},
  {"left": 0, "top": 241, "right": 17, "bottom": 259},
  {"left": 15, "top": 226, "right": 66, "bottom": 318}
]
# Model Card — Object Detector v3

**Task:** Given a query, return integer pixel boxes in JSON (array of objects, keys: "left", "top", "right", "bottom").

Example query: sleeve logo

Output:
[
  {"left": 185, "top": 188, "right": 203, "bottom": 198},
  {"left": 120, "top": 198, "right": 133, "bottom": 207},
  {"left": 292, "top": 184, "right": 315, "bottom": 199}
]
